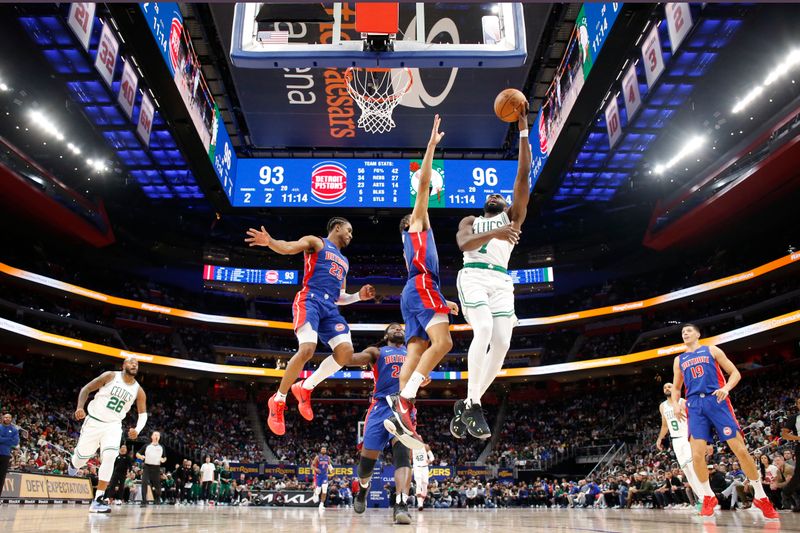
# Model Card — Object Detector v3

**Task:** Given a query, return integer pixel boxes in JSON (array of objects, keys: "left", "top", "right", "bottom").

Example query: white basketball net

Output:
[{"left": 345, "top": 67, "right": 413, "bottom": 134}]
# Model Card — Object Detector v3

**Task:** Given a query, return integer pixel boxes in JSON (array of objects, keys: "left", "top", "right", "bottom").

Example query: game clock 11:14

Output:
[{"left": 233, "top": 158, "right": 526, "bottom": 209}]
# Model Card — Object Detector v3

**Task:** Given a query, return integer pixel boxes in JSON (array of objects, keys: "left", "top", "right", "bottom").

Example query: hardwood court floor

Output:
[{"left": 0, "top": 504, "right": 796, "bottom": 532}]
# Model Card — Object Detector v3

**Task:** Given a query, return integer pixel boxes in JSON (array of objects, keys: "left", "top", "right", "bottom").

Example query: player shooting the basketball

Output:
[
  {"left": 245, "top": 218, "right": 376, "bottom": 435},
  {"left": 385, "top": 114, "right": 460, "bottom": 450},
  {"left": 451, "top": 99, "right": 530, "bottom": 440}
]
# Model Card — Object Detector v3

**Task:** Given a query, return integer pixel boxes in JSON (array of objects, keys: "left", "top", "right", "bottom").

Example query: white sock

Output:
[
  {"left": 751, "top": 478, "right": 767, "bottom": 499},
  {"left": 274, "top": 391, "right": 287, "bottom": 402},
  {"left": 360, "top": 480, "right": 369, "bottom": 488},
  {"left": 478, "top": 316, "right": 513, "bottom": 397},
  {"left": 95, "top": 489, "right": 105, "bottom": 500},
  {"left": 400, "top": 371, "right": 426, "bottom": 400},
  {"left": 396, "top": 493, "right": 402, "bottom": 504},
  {"left": 303, "top": 356, "right": 342, "bottom": 390},
  {"left": 466, "top": 306, "right": 493, "bottom": 406},
  {"left": 701, "top": 479, "right": 715, "bottom": 497}
]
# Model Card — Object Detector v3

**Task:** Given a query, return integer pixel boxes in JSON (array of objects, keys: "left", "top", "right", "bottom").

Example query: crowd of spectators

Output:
[{"left": 1, "top": 244, "right": 797, "bottom": 374}]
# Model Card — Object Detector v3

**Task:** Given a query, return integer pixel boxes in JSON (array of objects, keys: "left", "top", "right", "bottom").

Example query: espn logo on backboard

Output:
[{"left": 311, "top": 161, "right": 347, "bottom": 204}]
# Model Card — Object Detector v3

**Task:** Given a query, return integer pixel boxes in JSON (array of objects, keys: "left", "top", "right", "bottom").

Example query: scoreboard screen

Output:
[
  {"left": 509, "top": 267, "right": 554, "bottom": 285},
  {"left": 203, "top": 265, "right": 298, "bottom": 285},
  {"left": 233, "top": 158, "right": 526, "bottom": 209}
]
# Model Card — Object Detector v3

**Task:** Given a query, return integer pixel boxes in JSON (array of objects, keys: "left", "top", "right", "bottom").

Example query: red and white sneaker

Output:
[
  {"left": 700, "top": 495, "right": 718, "bottom": 517},
  {"left": 291, "top": 381, "right": 314, "bottom": 421},
  {"left": 753, "top": 497, "right": 780, "bottom": 520},
  {"left": 267, "top": 394, "right": 286, "bottom": 435},
  {"left": 384, "top": 394, "right": 425, "bottom": 449}
]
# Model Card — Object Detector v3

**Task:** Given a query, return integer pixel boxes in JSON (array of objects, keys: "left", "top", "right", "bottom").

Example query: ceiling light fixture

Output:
[
  {"left": 653, "top": 135, "right": 706, "bottom": 175},
  {"left": 732, "top": 49, "right": 800, "bottom": 113}
]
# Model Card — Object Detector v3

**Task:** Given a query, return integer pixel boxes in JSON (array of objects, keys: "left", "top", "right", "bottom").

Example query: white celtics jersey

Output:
[
  {"left": 462, "top": 212, "right": 514, "bottom": 270},
  {"left": 87, "top": 372, "right": 140, "bottom": 423},
  {"left": 413, "top": 448, "right": 429, "bottom": 468},
  {"left": 661, "top": 399, "right": 688, "bottom": 439}
]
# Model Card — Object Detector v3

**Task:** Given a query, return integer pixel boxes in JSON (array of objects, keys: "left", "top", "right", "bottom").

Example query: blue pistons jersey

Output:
[
  {"left": 314, "top": 454, "right": 331, "bottom": 485},
  {"left": 371, "top": 345, "right": 406, "bottom": 400},
  {"left": 679, "top": 345, "right": 724, "bottom": 397},
  {"left": 301, "top": 238, "right": 348, "bottom": 301}
]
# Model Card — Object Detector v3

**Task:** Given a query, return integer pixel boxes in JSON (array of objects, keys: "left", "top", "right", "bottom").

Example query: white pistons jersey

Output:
[
  {"left": 661, "top": 399, "right": 688, "bottom": 439},
  {"left": 413, "top": 448, "right": 429, "bottom": 468},
  {"left": 462, "top": 212, "right": 514, "bottom": 270},
  {"left": 88, "top": 372, "right": 140, "bottom": 423}
]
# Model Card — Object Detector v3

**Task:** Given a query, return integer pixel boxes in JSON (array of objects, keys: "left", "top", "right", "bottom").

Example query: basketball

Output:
[{"left": 494, "top": 88, "right": 527, "bottom": 122}]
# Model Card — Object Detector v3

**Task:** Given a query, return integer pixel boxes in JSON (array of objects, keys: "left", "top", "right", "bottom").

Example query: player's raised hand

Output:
[
  {"left": 446, "top": 300, "right": 460, "bottom": 316},
  {"left": 428, "top": 114, "right": 445, "bottom": 146},
  {"left": 712, "top": 388, "right": 729, "bottom": 403},
  {"left": 359, "top": 284, "right": 376, "bottom": 301},
  {"left": 245, "top": 226, "right": 272, "bottom": 247},
  {"left": 74, "top": 408, "right": 86, "bottom": 421},
  {"left": 517, "top": 99, "right": 530, "bottom": 131},
  {"left": 128, "top": 428, "right": 139, "bottom": 440},
  {"left": 494, "top": 225, "right": 521, "bottom": 244}
]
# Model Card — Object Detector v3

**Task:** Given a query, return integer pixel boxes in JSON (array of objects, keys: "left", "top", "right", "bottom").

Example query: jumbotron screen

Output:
[{"left": 202, "top": 265, "right": 553, "bottom": 286}]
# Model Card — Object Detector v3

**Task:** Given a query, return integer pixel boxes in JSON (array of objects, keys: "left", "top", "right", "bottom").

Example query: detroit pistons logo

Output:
[
  {"left": 168, "top": 18, "right": 184, "bottom": 73},
  {"left": 311, "top": 161, "right": 347, "bottom": 205},
  {"left": 723, "top": 427, "right": 732, "bottom": 436},
  {"left": 335, "top": 323, "right": 346, "bottom": 332},
  {"left": 265, "top": 270, "right": 279, "bottom": 284},
  {"left": 538, "top": 114, "right": 548, "bottom": 154}
]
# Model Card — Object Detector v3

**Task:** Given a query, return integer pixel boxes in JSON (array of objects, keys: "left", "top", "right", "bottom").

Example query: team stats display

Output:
[
  {"left": 233, "top": 158, "right": 525, "bottom": 208},
  {"left": 509, "top": 267, "right": 554, "bottom": 284},
  {"left": 203, "top": 265, "right": 298, "bottom": 285}
]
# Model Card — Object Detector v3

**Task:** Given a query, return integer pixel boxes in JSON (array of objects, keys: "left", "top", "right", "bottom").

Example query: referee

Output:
[
  {"left": 136, "top": 431, "right": 166, "bottom": 506},
  {"left": 780, "top": 397, "right": 800, "bottom": 511}
]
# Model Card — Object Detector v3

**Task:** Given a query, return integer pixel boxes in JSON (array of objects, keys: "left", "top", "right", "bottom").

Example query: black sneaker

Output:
[
  {"left": 394, "top": 502, "right": 411, "bottom": 524},
  {"left": 450, "top": 399, "right": 467, "bottom": 439},
  {"left": 460, "top": 402, "right": 491, "bottom": 439},
  {"left": 354, "top": 482, "right": 370, "bottom": 514}
]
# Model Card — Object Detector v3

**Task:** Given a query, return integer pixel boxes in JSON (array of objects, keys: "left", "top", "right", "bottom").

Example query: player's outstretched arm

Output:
[
  {"left": 671, "top": 356, "right": 685, "bottom": 421},
  {"left": 336, "top": 281, "right": 376, "bottom": 306},
  {"left": 245, "top": 226, "right": 324, "bottom": 255},
  {"left": 409, "top": 115, "right": 445, "bottom": 232},
  {"left": 455, "top": 216, "right": 520, "bottom": 251},
  {"left": 710, "top": 345, "right": 740, "bottom": 401},
  {"left": 75, "top": 371, "right": 115, "bottom": 420},
  {"left": 348, "top": 346, "right": 380, "bottom": 367},
  {"left": 655, "top": 405, "right": 668, "bottom": 451},
  {"left": 508, "top": 101, "right": 532, "bottom": 229}
]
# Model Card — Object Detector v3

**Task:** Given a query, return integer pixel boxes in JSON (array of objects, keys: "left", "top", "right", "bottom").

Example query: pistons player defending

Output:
[
  {"left": 245, "top": 217, "right": 375, "bottom": 435},
  {"left": 670, "top": 323, "right": 778, "bottom": 520},
  {"left": 351, "top": 323, "right": 417, "bottom": 525},
  {"left": 311, "top": 445, "right": 334, "bottom": 510},
  {"left": 388, "top": 115, "right": 459, "bottom": 450}
]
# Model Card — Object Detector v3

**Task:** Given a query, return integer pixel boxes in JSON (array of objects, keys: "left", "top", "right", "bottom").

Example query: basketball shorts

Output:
[
  {"left": 293, "top": 290, "right": 351, "bottom": 349},
  {"left": 685, "top": 394, "right": 741, "bottom": 443},
  {"left": 362, "top": 400, "right": 395, "bottom": 452},
  {"left": 314, "top": 474, "right": 329, "bottom": 489},
  {"left": 400, "top": 279, "right": 450, "bottom": 342},
  {"left": 457, "top": 267, "right": 517, "bottom": 323},
  {"left": 74, "top": 417, "right": 122, "bottom": 461},
  {"left": 671, "top": 437, "right": 693, "bottom": 468}
]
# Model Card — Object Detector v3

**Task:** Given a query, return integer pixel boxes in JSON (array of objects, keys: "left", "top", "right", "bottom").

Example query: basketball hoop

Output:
[{"left": 345, "top": 67, "right": 413, "bottom": 134}]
